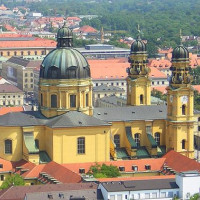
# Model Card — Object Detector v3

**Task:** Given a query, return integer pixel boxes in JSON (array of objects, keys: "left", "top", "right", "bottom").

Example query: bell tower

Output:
[
  {"left": 126, "top": 25, "right": 151, "bottom": 106},
  {"left": 166, "top": 30, "right": 194, "bottom": 158}
]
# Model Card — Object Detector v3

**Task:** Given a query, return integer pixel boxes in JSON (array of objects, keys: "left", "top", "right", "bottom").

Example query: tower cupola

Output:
[
  {"left": 169, "top": 30, "right": 191, "bottom": 88},
  {"left": 126, "top": 25, "right": 151, "bottom": 106},
  {"left": 57, "top": 22, "right": 73, "bottom": 48},
  {"left": 172, "top": 45, "right": 189, "bottom": 62},
  {"left": 131, "top": 35, "right": 146, "bottom": 54}
]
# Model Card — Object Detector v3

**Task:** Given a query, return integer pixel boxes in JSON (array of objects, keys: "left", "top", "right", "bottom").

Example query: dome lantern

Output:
[
  {"left": 57, "top": 22, "right": 73, "bottom": 48},
  {"left": 130, "top": 25, "right": 146, "bottom": 54}
]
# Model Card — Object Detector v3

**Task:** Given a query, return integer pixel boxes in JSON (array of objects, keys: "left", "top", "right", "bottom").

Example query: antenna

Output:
[
  {"left": 179, "top": 29, "right": 183, "bottom": 45},
  {"left": 101, "top": 27, "right": 104, "bottom": 44},
  {"left": 137, "top": 24, "right": 141, "bottom": 39}
]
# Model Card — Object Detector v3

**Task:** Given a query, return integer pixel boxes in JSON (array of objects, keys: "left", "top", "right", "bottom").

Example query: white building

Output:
[{"left": 99, "top": 171, "right": 200, "bottom": 200}]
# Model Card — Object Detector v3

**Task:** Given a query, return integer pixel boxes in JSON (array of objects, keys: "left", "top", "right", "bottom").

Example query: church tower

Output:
[
  {"left": 126, "top": 26, "right": 151, "bottom": 106},
  {"left": 39, "top": 23, "right": 93, "bottom": 118},
  {"left": 166, "top": 33, "right": 194, "bottom": 158}
]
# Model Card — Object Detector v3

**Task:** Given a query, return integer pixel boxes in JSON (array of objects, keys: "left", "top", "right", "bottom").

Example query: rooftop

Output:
[
  {"left": 0, "top": 183, "right": 99, "bottom": 200},
  {"left": 0, "top": 110, "right": 110, "bottom": 128},
  {"left": 101, "top": 178, "right": 178, "bottom": 192},
  {"left": 94, "top": 105, "right": 167, "bottom": 122},
  {"left": 0, "top": 83, "right": 23, "bottom": 93}
]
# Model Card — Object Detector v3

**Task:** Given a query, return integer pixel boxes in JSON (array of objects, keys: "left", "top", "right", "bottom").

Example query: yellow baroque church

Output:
[{"left": 0, "top": 24, "right": 194, "bottom": 165}]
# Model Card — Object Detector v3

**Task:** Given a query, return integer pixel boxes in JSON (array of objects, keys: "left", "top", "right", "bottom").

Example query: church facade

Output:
[{"left": 0, "top": 24, "right": 194, "bottom": 165}]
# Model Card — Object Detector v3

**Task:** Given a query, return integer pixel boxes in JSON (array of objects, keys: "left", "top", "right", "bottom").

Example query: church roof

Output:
[
  {"left": 46, "top": 111, "right": 110, "bottom": 128},
  {"left": 0, "top": 111, "right": 110, "bottom": 128},
  {"left": 94, "top": 105, "right": 167, "bottom": 122}
]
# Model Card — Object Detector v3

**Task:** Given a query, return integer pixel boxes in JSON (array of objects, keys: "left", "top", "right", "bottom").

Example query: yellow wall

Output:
[
  {"left": 166, "top": 86, "right": 194, "bottom": 158},
  {"left": 110, "top": 120, "right": 166, "bottom": 157},
  {"left": 52, "top": 126, "right": 110, "bottom": 164},
  {"left": 39, "top": 78, "right": 93, "bottom": 118},
  {"left": 0, "top": 127, "right": 23, "bottom": 161}
]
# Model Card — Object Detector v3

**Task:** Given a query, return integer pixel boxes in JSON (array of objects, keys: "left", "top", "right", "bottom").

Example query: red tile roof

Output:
[
  {"left": 0, "top": 38, "right": 56, "bottom": 48},
  {"left": 0, "top": 33, "right": 32, "bottom": 38},
  {"left": 11, "top": 160, "right": 82, "bottom": 184},
  {"left": 149, "top": 67, "right": 167, "bottom": 78},
  {"left": 0, "top": 4, "right": 8, "bottom": 10},
  {"left": 0, "top": 107, "right": 24, "bottom": 116},
  {"left": 98, "top": 175, "right": 175, "bottom": 182},
  {"left": 148, "top": 59, "right": 171, "bottom": 69},
  {"left": 79, "top": 25, "right": 98, "bottom": 33},
  {"left": 67, "top": 17, "right": 81, "bottom": 21},
  {"left": 151, "top": 86, "right": 167, "bottom": 94},
  {"left": 89, "top": 59, "right": 166, "bottom": 80},
  {"left": 0, "top": 83, "right": 23, "bottom": 93},
  {"left": 62, "top": 158, "right": 166, "bottom": 174},
  {"left": 193, "top": 85, "right": 200, "bottom": 93},
  {"left": 158, "top": 48, "right": 173, "bottom": 54},
  {"left": 0, "top": 158, "right": 13, "bottom": 172},
  {"left": 89, "top": 59, "right": 128, "bottom": 80},
  {"left": 4, "top": 25, "right": 16, "bottom": 32},
  {"left": 163, "top": 150, "right": 200, "bottom": 172},
  {"left": 38, "top": 161, "right": 82, "bottom": 183}
]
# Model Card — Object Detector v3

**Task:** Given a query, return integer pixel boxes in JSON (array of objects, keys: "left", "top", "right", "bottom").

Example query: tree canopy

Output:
[
  {"left": 0, "top": 174, "right": 25, "bottom": 189},
  {"left": 88, "top": 163, "right": 120, "bottom": 178},
  {"left": 2, "top": 0, "right": 200, "bottom": 56}
]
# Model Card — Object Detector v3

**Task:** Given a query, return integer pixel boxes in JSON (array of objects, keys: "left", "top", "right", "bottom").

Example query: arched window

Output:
[
  {"left": 35, "top": 139, "right": 39, "bottom": 149},
  {"left": 114, "top": 134, "right": 120, "bottom": 148},
  {"left": 140, "top": 95, "right": 144, "bottom": 104},
  {"left": 28, "top": 51, "right": 31, "bottom": 56},
  {"left": 198, "top": 117, "right": 200, "bottom": 121},
  {"left": 77, "top": 137, "right": 85, "bottom": 154},
  {"left": 7, "top": 52, "right": 10, "bottom": 56},
  {"left": 40, "top": 93, "right": 43, "bottom": 107},
  {"left": 155, "top": 132, "right": 160, "bottom": 146},
  {"left": 21, "top": 51, "right": 24, "bottom": 56},
  {"left": 35, "top": 51, "right": 37, "bottom": 55},
  {"left": 0, "top": 52, "right": 3, "bottom": 56},
  {"left": 51, "top": 94, "right": 57, "bottom": 108},
  {"left": 182, "top": 139, "right": 186, "bottom": 149},
  {"left": 14, "top": 51, "right": 17, "bottom": 56},
  {"left": 5, "top": 139, "right": 12, "bottom": 154},
  {"left": 182, "top": 105, "right": 186, "bottom": 115},
  {"left": 134, "top": 133, "right": 140, "bottom": 147}
]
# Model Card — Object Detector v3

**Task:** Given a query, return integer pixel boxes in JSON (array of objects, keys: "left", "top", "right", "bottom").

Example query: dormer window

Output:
[
  {"left": 132, "top": 165, "right": 138, "bottom": 171},
  {"left": 145, "top": 165, "right": 151, "bottom": 170},
  {"left": 119, "top": 166, "right": 125, "bottom": 171}
]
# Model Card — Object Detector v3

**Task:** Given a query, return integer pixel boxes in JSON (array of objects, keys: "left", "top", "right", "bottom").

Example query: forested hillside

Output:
[{"left": 4, "top": 0, "right": 200, "bottom": 53}]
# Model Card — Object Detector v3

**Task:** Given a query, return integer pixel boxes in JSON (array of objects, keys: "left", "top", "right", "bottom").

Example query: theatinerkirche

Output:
[{"left": 0, "top": 24, "right": 194, "bottom": 165}]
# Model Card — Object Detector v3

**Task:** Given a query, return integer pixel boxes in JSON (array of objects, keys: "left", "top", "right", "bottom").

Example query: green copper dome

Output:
[
  {"left": 131, "top": 37, "right": 146, "bottom": 54},
  {"left": 172, "top": 45, "right": 189, "bottom": 62},
  {"left": 40, "top": 23, "right": 90, "bottom": 79}
]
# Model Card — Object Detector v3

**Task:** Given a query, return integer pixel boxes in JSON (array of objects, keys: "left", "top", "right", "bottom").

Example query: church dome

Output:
[
  {"left": 131, "top": 37, "right": 146, "bottom": 54},
  {"left": 172, "top": 45, "right": 189, "bottom": 61},
  {"left": 40, "top": 23, "right": 90, "bottom": 79}
]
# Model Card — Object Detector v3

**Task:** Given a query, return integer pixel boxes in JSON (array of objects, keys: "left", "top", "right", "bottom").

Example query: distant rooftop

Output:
[{"left": 0, "top": 37, "right": 35, "bottom": 41}]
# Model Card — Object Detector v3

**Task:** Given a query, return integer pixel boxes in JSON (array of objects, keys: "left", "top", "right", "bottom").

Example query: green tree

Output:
[
  {"left": 0, "top": 174, "right": 25, "bottom": 189},
  {"left": 151, "top": 89, "right": 167, "bottom": 101},
  {"left": 190, "top": 193, "right": 200, "bottom": 200},
  {"left": 88, "top": 163, "right": 120, "bottom": 178}
]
